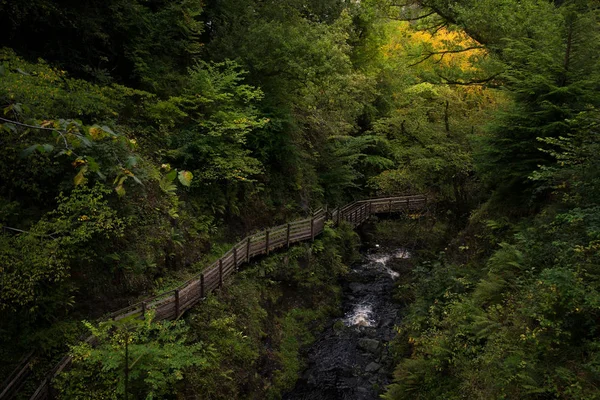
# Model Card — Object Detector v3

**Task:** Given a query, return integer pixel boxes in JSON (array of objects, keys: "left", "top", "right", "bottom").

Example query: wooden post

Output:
[
  {"left": 337, "top": 208, "right": 341, "bottom": 225},
  {"left": 46, "top": 378, "right": 51, "bottom": 399},
  {"left": 218, "top": 259, "right": 223, "bottom": 288},
  {"left": 389, "top": 199, "right": 392, "bottom": 213},
  {"left": 246, "top": 237, "right": 251, "bottom": 262},
  {"left": 265, "top": 230, "right": 270, "bottom": 255},
  {"left": 233, "top": 247, "right": 238, "bottom": 271},
  {"left": 141, "top": 301, "right": 146, "bottom": 320},
  {"left": 200, "top": 274, "right": 205, "bottom": 298},
  {"left": 286, "top": 223, "right": 291, "bottom": 248},
  {"left": 174, "top": 290, "right": 180, "bottom": 318},
  {"left": 310, "top": 217, "right": 315, "bottom": 241},
  {"left": 407, "top": 197, "right": 410, "bottom": 210}
]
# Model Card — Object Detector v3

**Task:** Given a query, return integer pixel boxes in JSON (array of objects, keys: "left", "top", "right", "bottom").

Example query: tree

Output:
[
  {"left": 476, "top": 0, "right": 600, "bottom": 200},
  {"left": 56, "top": 314, "right": 210, "bottom": 399}
]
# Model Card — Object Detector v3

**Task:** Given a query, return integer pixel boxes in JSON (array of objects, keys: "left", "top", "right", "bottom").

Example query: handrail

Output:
[{"left": 1, "top": 195, "right": 426, "bottom": 400}]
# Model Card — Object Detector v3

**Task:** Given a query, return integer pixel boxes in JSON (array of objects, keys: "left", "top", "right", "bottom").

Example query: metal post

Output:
[
  {"left": 174, "top": 290, "right": 180, "bottom": 318},
  {"left": 218, "top": 259, "right": 223, "bottom": 288},
  {"left": 286, "top": 223, "right": 291, "bottom": 248}
]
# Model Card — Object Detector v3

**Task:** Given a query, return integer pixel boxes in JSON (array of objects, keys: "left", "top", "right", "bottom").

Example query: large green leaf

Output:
[{"left": 178, "top": 170, "right": 193, "bottom": 187}]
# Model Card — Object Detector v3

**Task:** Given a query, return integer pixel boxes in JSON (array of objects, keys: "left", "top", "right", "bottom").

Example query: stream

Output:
[{"left": 284, "top": 247, "right": 411, "bottom": 400}]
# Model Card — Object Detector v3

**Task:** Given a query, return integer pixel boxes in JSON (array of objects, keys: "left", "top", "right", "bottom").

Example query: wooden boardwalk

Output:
[{"left": 1, "top": 195, "right": 426, "bottom": 400}]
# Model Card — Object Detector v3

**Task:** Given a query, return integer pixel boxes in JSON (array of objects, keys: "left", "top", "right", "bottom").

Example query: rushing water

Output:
[{"left": 284, "top": 248, "right": 411, "bottom": 400}]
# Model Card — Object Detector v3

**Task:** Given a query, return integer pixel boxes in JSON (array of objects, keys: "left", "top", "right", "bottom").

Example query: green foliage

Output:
[
  {"left": 203, "top": 0, "right": 387, "bottom": 204},
  {"left": 166, "top": 61, "right": 266, "bottom": 185},
  {"left": 475, "top": 1, "right": 600, "bottom": 198},
  {"left": 367, "top": 21, "right": 501, "bottom": 207},
  {"left": 0, "top": 0, "right": 204, "bottom": 92},
  {"left": 56, "top": 314, "right": 209, "bottom": 399},
  {"left": 1, "top": 185, "right": 124, "bottom": 321},
  {"left": 382, "top": 4, "right": 600, "bottom": 400}
]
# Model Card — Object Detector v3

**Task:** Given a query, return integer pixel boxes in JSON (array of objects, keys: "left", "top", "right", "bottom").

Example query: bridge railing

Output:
[{"left": 3, "top": 195, "right": 426, "bottom": 400}]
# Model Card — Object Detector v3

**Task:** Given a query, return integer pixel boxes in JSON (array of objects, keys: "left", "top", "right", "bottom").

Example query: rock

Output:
[
  {"left": 349, "top": 282, "right": 366, "bottom": 293},
  {"left": 337, "top": 377, "right": 358, "bottom": 389},
  {"left": 363, "top": 327, "right": 377, "bottom": 338},
  {"left": 358, "top": 338, "right": 380, "bottom": 353},
  {"left": 365, "top": 362, "right": 381, "bottom": 372},
  {"left": 380, "top": 318, "right": 394, "bottom": 327}
]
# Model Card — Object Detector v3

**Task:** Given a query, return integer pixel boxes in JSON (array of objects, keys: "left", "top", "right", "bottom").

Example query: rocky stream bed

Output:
[{"left": 284, "top": 248, "right": 410, "bottom": 400}]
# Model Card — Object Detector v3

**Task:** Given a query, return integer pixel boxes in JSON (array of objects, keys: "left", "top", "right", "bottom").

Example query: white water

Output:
[
  {"left": 343, "top": 248, "right": 411, "bottom": 327},
  {"left": 366, "top": 248, "right": 410, "bottom": 279},
  {"left": 344, "top": 303, "right": 376, "bottom": 327}
]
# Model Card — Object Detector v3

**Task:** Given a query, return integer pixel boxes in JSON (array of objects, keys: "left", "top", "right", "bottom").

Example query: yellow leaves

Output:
[
  {"left": 74, "top": 166, "right": 88, "bottom": 186},
  {"left": 89, "top": 126, "right": 103, "bottom": 140},
  {"left": 383, "top": 21, "right": 486, "bottom": 72},
  {"left": 72, "top": 158, "right": 86, "bottom": 168},
  {"left": 115, "top": 184, "right": 126, "bottom": 197}
]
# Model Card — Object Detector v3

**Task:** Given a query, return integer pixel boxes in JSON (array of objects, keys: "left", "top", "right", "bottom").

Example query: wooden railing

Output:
[{"left": 1, "top": 195, "right": 426, "bottom": 400}]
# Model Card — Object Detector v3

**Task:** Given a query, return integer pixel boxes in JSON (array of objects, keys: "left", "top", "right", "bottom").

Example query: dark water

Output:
[{"left": 284, "top": 248, "right": 411, "bottom": 400}]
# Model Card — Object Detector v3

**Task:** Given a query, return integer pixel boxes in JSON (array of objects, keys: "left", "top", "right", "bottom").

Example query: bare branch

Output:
[
  {"left": 408, "top": 46, "right": 485, "bottom": 67},
  {"left": 391, "top": 11, "right": 436, "bottom": 21},
  {"left": 0, "top": 116, "right": 75, "bottom": 153},
  {"left": 428, "top": 21, "right": 449, "bottom": 36},
  {"left": 0, "top": 116, "right": 57, "bottom": 132},
  {"left": 435, "top": 72, "right": 503, "bottom": 87},
  {"left": 1, "top": 225, "right": 57, "bottom": 238}
]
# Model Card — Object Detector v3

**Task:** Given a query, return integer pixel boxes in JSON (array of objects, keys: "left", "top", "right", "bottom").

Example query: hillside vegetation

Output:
[{"left": 1, "top": 0, "right": 599, "bottom": 399}]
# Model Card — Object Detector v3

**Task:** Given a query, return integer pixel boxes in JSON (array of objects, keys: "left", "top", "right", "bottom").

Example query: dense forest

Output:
[{"left": 1, "top": 0, "right": 599, "bottom": 398}]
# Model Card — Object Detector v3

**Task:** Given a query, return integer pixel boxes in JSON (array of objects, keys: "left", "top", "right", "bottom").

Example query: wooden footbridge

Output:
[{"left": 1, "top": 195, "right": 426, "bottom": 400}]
